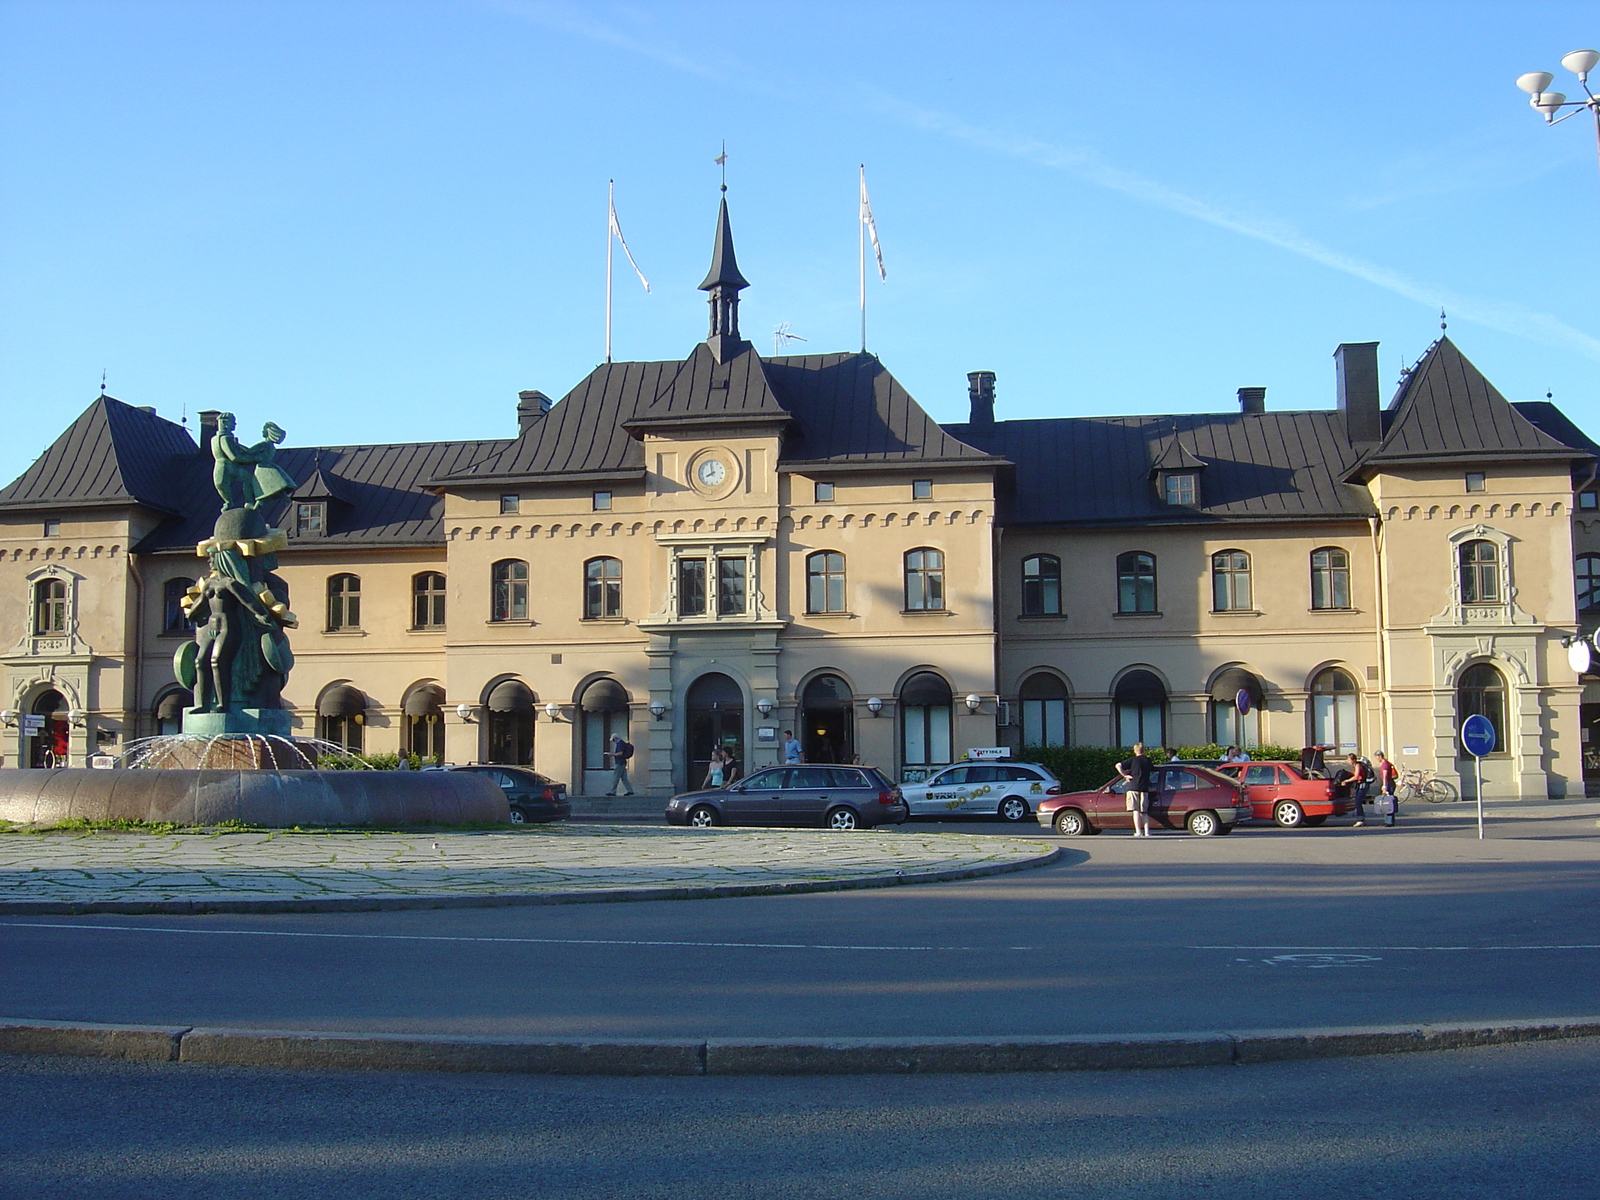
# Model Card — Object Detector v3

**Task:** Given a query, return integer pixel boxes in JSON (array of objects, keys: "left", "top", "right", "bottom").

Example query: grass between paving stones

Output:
[{"left": 0, "top": 817, "right": 537, "bottom": 837}]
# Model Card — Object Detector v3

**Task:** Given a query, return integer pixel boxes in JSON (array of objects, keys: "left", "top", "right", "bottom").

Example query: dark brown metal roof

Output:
[
  {"left": 0, "top": 396, "right": 199, "bottom": 513},
  {"left": 1359, "top": 337, "right": 1580, "bottom": 471}
]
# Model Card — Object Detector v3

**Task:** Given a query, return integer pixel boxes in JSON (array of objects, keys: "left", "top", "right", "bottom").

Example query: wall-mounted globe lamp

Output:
[{"left": 865, "top": 697, "right": 883, "bottom": 716}]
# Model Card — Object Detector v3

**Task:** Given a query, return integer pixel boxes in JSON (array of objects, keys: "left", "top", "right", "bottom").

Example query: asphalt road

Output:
[
  {"left": 2, "top": 811, "right": 1595, "bottom": 1039},
  {"left": 2, "top": 1038, "right": 1597, "bottom": 1199}
]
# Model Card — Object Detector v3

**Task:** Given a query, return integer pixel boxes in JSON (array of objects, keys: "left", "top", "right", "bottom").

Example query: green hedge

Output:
[
  {"left": 315, "top": 752, "right": 442, "bottom": 771},
  {"left": 1018, "top": 744, "right": 1303, "bottom": 792}
]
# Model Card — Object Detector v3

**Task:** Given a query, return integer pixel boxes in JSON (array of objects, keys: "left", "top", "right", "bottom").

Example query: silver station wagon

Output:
[
  {"left": 899, "top": 761, "right": 1063, "bottom": 822},
  {"left": 664, "top": 764, "right": 908, "bottom": 831}
]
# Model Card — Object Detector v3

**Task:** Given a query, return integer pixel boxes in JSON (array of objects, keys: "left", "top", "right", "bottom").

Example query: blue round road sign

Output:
[
  {"left": 1460, "top": 714, "right": 1496, "bottom": 758},
  {"left": 1235, "top": 689, "right": 1252, "bottom": 715}
]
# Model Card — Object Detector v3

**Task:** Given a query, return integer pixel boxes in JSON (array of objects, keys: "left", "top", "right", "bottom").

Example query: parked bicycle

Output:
[{"left": 1396, "top": 767, "right": 1458, "bottom": 803}]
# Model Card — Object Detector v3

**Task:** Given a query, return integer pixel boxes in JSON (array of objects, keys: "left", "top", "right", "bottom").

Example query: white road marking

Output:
[{"left": 0, "top": 920, "right": 1027, "bottom": 954}]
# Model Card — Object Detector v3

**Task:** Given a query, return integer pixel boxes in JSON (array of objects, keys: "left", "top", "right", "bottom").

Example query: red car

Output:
[
  {"left": 1036, "top": 764, "right": 1249, "bottom": 838},
  {"left": 1212, "top": 761, "right": 1354, "bottom": 828}
]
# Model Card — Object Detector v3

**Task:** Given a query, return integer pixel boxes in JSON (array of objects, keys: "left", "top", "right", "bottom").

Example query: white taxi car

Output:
[{"left": 900, "top": 762, "right": 1062, "bottom": 822}]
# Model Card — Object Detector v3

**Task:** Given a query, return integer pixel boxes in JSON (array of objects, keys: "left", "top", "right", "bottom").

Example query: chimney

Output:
[
  {"left": 516, "top": 390, "right": 552, "bottom": 435},
  {"left": 967, "top": 371, "right": 996, "bottom": 428},
  {"left": 1237, "top": 387, "right": 1266, "bottom": 415},
  {"left": 136, "top": 406, "right": 157, "bottom": 415},
  {"left": 1334, "top": 342, "right": 1381, "bottom": 444},
  {"left": 197, "top": 410, "right": 222, "bottom": 451}
]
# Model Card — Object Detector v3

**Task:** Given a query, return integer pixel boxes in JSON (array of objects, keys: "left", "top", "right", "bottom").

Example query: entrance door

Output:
[
  {"left": 687, "top": 672, "right": 744, "bottom": 791},
  {"left": 1583, "top": 703, "right": 1600, "bottom": 797},
  {"left": 801, "top": 674, "right": 854, "bottom": 764},
  {"left": 29, "top": 690, "right": 69, "bottom": 768}
]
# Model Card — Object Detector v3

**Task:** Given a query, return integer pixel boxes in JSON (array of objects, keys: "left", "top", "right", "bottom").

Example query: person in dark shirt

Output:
[{"left": 1117, "top": 741, "right": 1156, "bottom": 838}]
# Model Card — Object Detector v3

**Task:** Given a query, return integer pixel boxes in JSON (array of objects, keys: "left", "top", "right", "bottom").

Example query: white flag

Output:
[
  {"left": 860, "top": 166, "right": 886, "bottom": 282},
  {"left": 609, "top": 196, "right": 651, "bottom": 293}
]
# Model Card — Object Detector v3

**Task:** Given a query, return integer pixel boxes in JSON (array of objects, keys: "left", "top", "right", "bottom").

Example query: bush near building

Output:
[{"left": 1022, "top": 745, "right": 1303, "bottom": 792}]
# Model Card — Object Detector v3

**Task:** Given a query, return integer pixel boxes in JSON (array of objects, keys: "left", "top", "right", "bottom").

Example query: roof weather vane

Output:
[
  {"left": 100, "top": 369, "right": 106, "bottom": 395},
  {"left": 714, "top": 141, "right": 729, "bottom": 193},
  {"left": 1440, "top": 308, "right": 1448, "bottom": 332}
]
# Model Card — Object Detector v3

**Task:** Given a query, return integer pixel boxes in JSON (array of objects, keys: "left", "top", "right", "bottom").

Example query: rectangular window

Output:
[
  {"left": 677, "top": 558, "right": 707, "bottom": 617},
  {"left": 1465, "top": 473, "right": 1486, "bottom": 493},
  {"left": 592, "top": 491, "right": 612, "bottom": 511},
  {"left": 912, "top": 479, "right": 933, "bottom": 500},
  {"left": 295, "top": 504, "right": 324, "bottom": 536},
  {"left": 1581, "top": 492, "right": 1599, "bottom": 510},
  {"left": 1021, "top": 698, "right": 1067, "bottom": 747},
  {"left": 42, "top": 518, "right": 60, "bottom": 537},
  {"left": 500, "top": 494, "right": 520, "bottom": 514},
  {"left": 1163, "top": 474, "right": 1196, "bottom": 505},
  {"left": 814, "top": 481, "right": 835, "bottom": 503},
  {"left": 1117, "top": 702, "right": 1163, "bottom": 748},
  {"left": 717, "top": 557, "right": 747, "bottom": 616}
]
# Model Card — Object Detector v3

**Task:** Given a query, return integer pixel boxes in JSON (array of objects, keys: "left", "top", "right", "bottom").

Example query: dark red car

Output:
[
  {"left": 1036, "top": 764, "right": 1249, "bottom": 837},
  {"left": 1212, "top": 761, "right": 1355, "bottom": 828}
]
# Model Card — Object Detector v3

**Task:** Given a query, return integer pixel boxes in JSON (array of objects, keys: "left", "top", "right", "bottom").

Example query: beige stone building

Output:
[{"left": 3, "top": 201, "right": 1595, "bottom": 800}]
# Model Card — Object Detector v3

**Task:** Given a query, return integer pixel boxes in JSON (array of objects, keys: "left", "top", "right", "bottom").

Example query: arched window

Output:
[
  {"left": 1117, "top": 552, "right": 1157, "bottom": 614},
  {"left": 162, "top": 578, "right": 195, "bottom": 634},
  {"left": 1456, "top": 663, "right": 1506, "bottom": 754},
  {"left": 806, "top": 552, "right": 846, "bottom": 614},
  {"left": 485, "top": 678, "right": 535, "bottom": 764},
  {"left": 491, "top": 559, "right": 529, "bottom": 622},
  {"left": 904, "top": 548, "right": 945, "bottom": 611},
  {"left": 402, "top": 683, "right": 445, "bottom": 762},
  {"left": 1211, "top": 550, "right": 1252, "bottom": 612},
  {"left": 33, "top": 578, "right": 67, "bottom": 635},
  {"left": 154, "top": 688, "right": 192, "bottom": 736},
  {"left": 412, "top": 572, "right": 446, "bottom": 629},
  {"left": 1310, "top": 547, "right": 1351, "bottom": 610},
  {"left": 584, "top": 557, "right": 623, "bottom": 619},
  {"left": 1310, "top": 668, "right": 1360, "bottom": 754},
  {"left": 326, "top": 574, "right": 361, "bottom": 631},
  {"left": 1113, "top": 670, "right": 1165, "bottom": 748},
  {"left": 900, "top": 672, "right": 953, "bottom": 773},
  {"left": 1459, "top": 540, "right": 1500, "bottom": 604},
  {"left": 1019, "top": 673, "right": 1069, "bottom": 747},
  {"left": 1209, "top": 668, "right": 1264, "bottom": 748},
  {"left": 1576, "top": 555, "right": 1600, "bottom": 614},
  {"left": 317, "top": 684, "right": 365, "bottom": 752},
  {"left": 1021, "top": 555, "right": 1062, "bottom": 616}
]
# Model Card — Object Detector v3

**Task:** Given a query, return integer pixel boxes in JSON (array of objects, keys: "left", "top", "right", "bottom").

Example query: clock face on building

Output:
[{"left": 696, "top": 458, "right": 727, "bottom": 488}]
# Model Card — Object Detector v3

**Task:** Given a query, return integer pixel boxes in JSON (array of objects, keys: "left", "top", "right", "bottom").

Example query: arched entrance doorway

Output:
[
  {"left": 801, "top": 674, "right": 854, "bottom": 764},
  {"left": 579, "top": 678, "right": 630, "bottom": 794},
  {"left": 30, "top": 689, "right": 69, "bottom": 768},
  {"left": 485, "top": 679, "right": 535, "bottom": 765},
  {"left": 403, "top": 683, "right": 446, "bottom": 763},
  {"left": 687, "top": 673, "right": 743, "bottom": 790}
]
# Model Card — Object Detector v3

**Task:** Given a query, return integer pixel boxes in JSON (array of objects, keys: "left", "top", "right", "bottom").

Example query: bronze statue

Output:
[{"left": 211, "top": 413, "right": 296, "bottom": 512}]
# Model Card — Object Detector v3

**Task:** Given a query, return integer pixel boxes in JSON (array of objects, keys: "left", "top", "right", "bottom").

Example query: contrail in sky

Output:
[{"left": 483, "top": 0, "right": 1600, "bottom": 363}]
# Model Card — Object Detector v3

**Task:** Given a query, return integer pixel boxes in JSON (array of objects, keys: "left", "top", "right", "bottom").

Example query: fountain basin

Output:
[{"left": 0, "top": 768, "right": 508, "bottom": 828}]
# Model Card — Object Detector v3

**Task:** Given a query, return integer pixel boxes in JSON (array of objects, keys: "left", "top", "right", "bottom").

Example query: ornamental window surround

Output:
[{"left": 655, "top": 539, "right": 767, "bottom": 625}]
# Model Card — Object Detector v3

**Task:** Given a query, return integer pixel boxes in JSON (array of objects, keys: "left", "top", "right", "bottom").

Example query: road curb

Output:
[
  {"left": 0, "top": 844, "right": 1062, "bottom": 915},
  {"left": 3, "top": 1016, "right": 1596, "bottom": 1075}
]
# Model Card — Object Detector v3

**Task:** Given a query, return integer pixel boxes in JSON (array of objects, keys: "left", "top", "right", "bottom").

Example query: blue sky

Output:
[{"left": 3, "top": 1, "right": 1598, "bottom": 487}]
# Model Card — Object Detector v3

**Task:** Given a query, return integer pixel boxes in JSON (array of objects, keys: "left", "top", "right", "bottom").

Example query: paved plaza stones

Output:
[{"left": 0, "top": 825, "right": 1060, "bottom": 913}]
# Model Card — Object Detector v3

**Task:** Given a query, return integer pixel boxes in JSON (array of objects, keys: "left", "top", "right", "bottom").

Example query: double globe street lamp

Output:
[{"left": 1516, "top": 48, "right": 1600, "bottom": 183}]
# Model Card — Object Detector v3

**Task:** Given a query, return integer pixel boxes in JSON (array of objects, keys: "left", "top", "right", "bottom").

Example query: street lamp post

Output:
[{"left": 1515, "top": 49, "right": 1600, "bottom": 186}]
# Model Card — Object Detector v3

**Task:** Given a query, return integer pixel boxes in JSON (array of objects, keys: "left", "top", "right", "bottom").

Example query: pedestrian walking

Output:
[
  {"left": 1343, "top": 752, "right": 1371, "bottom": 825},
  {"left": 604, "top": 734, "right": 635, "bottom": 796},
  {"left": 1373, "top": 751, "right": 1399, "bottom": 826},
  {"left": 782, "top": 730, "right": 802, "bottom": 764},
  {"left": 703, "top": 746, "right": 727, "bottom": 789},
  {"left": 1117, "top": 741, "right": 1156, "bottom": 837}
]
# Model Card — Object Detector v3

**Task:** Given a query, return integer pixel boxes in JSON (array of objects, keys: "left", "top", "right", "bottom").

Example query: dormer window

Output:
[
  {"left": 1163, "top": 473, "right": 1197, "bottom": 506},
  {"left": 295, "top": 503, "right": 326, "bottom": 537}
]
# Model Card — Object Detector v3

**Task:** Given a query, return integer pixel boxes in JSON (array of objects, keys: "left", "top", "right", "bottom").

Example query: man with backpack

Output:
[{"left": 605, "top": 734, "right": 636, "bottom": 796}]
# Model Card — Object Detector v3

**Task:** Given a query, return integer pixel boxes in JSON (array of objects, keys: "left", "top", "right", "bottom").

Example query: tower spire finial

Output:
[
  {"left": 714, "top": 141, "right": 728, "bottom": 193},
  {"left": 699, "top": 186, "right": 749, "bottom": 362}
]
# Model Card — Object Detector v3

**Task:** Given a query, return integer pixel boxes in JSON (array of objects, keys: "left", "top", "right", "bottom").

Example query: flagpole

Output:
[
  {"left": 859, "top": 165, "right": 867, "bottom": 353},
  {"left": 605, "top": 180, "right": 614, "bottom": 363}
]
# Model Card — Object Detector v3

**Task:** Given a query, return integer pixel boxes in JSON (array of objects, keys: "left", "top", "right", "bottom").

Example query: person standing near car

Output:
[
  {"left": 1373, "top": 751, "right": 1399, "bottom": 827},
  {"left": 604, "top": 734, "right": 635, "bottom": 796},
  {"left": 1345, "top": 752, "right": 1371, "bottom": 826},
  {"left": 1118, "top": 741, "right": 1155, "bottom": 837}
]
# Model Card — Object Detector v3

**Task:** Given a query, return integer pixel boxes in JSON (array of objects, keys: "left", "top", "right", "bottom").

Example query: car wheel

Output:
[
  {"left": 687, "top": 805, "right": 719, "bottom": 828},
  {"left": 826, "top": 807, "right": 859, "bottom": 831},
  {"left": 1053, "top": 808, "right": 1089, "bottom": 837},
  {"left": 1303, "top": 815, "right": 1328, "bottom": 827},
  {"left": 1186, "top": 809, "right": 1221, "bottom": 837},
  {"left": 998, "top": 796, "right": 1029, "bottom": 822},
  {"left": 506, "top": 807, "right": 527, "bottom": 825},
  {"left": 1273, "top": 800, "right": 1306, "bottom": 829}
]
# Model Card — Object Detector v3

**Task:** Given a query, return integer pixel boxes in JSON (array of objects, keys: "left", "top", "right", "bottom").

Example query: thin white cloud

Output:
[{"left": 479, "top": 0, "right": 1600, "bottom": 362}]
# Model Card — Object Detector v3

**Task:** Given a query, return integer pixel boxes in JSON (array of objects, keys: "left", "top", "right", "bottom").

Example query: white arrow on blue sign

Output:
[{"left": 1460, "top": 714, "right": 1496, "bottom": 758}]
